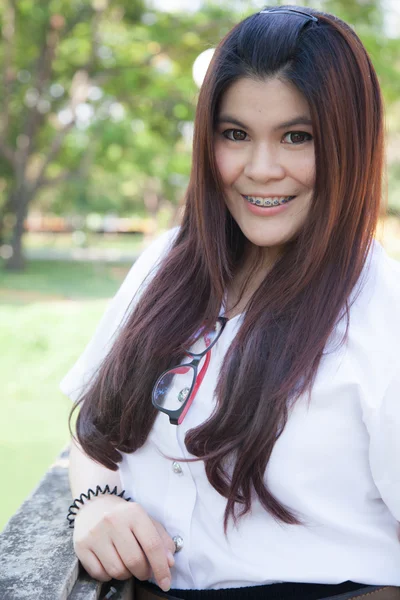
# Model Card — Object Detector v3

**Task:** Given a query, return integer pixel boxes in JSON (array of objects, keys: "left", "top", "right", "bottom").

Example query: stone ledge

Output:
[{"left": 0, "top": 447, "right": 132, "bottom": 600}]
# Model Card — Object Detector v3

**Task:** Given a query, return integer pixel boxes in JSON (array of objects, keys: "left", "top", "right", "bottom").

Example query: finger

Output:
[
  {"left": 130, "top": 507, "right": 172, "bottom": 591},
  {"left": 94, "top": 539, "right": 132, "bottom": 581},
  {"left": 152, "top": 520, "right": 176, "bottom": 565},
  {"left": 81, "top": 550, "right": 112, "bottom": 582},
  {"left": 111, "top": 527, "right": 152, "bottom": 581},
  {"left": 74, "top": 538, "right": 111, "bottom": 582},
  {"left": 167, "top": 551, "right": 175, "bottom": 569},
  {"left": 110, "top": 543, "right": 135, "bottom": 580}
]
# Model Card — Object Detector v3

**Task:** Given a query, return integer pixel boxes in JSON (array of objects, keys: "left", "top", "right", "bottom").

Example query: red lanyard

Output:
[{"left": 177, "top": 335, "right": 212, "bottom": 425}]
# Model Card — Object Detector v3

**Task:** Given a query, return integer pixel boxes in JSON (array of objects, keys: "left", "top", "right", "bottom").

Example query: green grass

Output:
[
  {"left": 0, "top": 260, "right": 130, "bottom": 531},
  {"left": 24, "top": 231, "right": 144, "bottom": 252},
  {"left": 0, "top": 259, "right": 131, "bottom": 300}
]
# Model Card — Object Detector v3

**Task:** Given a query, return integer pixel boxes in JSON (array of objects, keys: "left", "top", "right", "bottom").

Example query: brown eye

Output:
[
  {"left": 223, "top": 129, "right": 248, "bottom": 141},
  {"left": 283, "top": 131, "right": 312, "bottom": 145}
]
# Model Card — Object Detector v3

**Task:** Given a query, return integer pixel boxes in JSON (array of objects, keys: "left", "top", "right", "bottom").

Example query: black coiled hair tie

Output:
[{"left": 67, "top": 484, "right": 132, "bottom": 528}]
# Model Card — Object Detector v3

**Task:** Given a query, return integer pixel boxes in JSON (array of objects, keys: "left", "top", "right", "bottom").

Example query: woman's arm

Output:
[
  {"left": 68, "top": 437, "right": 175, "bottom": 591},
  {"left": 69, "top": 437, "right": 121, "bottom": 496}
]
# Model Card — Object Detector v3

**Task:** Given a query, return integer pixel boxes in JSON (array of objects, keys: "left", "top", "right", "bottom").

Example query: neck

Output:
[
  {"left": 241, "top": 241, "right": 282, "bottom": 272},
  {"left": 224, "top": 244, "right": 281, "bottom": 318}
]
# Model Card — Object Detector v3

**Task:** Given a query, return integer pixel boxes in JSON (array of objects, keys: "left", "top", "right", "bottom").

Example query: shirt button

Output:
[
  {"left": 172, "top": 461, "right": 183, "bottom": 474},
  {"left": 173, "top": 535, "right": 184, "bottom": 552}
]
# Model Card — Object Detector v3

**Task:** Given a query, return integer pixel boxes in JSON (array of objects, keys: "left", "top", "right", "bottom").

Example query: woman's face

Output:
[{"left": 214, "top": 77, "right": 315, "bottom": 254}]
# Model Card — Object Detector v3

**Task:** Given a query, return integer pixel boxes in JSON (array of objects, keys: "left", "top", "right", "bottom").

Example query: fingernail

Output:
[
  {"left": 160, "top": 577, "right": 171, "bottom": 592},
  {"left": 167, "top": 550, "right": 175, "bottom": 566}
]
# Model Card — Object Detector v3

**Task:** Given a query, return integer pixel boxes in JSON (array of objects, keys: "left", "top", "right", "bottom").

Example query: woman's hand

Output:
[{"left": 73, "top": 495, "right": 176, "bottom": 591}]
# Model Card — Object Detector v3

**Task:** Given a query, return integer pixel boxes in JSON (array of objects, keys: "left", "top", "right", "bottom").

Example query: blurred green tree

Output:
[
  {"left": 0, "top": 0, "right": 241, "bottom": 269},
  {"left": 0, "top": 0, "right": 399, "bottom": 270}
]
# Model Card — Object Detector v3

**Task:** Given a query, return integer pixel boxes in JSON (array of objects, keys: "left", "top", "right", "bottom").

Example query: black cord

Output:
[{"left": 67, "top": 484, "right": 132, "bottom": 528}]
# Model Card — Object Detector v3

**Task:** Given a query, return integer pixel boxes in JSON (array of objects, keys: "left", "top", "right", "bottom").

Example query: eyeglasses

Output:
[{"left": 152, "top": 316, "right": 228, "bottom": 425}]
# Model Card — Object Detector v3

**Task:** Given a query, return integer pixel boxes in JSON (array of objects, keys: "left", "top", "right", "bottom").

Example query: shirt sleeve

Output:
[
  {"left": 367, "top": 365, "right": 400, "bottom": 521},
  {"left": 59, "top": 227, "right": 179, "bottom": 403}
]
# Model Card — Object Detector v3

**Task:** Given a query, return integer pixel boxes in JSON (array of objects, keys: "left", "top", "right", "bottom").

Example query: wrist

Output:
[
  {"left": 67, "top": 484, "right": 132, "bottom": 528},
  {"left": 73, "top": 493, "right": 126, "bottom": 524}
]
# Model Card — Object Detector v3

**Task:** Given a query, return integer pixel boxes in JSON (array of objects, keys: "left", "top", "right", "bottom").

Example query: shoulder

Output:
[
  {"left": 113, "top": 225, "right": 180, "bottom": 309},
  {"left": 142, "top": 226, "right": 180, "bottom": 258},
  {"left": 129, "top": 226, "right": 180, "bottom": 278},
  {"left": 59, "top": 227, "right": 180, "bottom": 403},
  {"left": 346, "top": 241, "right": 400, "bottom": 401},
  {"left": 119, "top": 226, "right": 180, "bottom": 297},
  {"left": 361, "top": 248, "right": 400, "bottom": 519},
  {"left": 361, "top": 241, "right": 400, "bottom": 314},
  {"left": 369, "top": 239, "right": 400, "bottom": 290},
  {"left": 352, "top": 240, "right": 400, "bottom": 321}
]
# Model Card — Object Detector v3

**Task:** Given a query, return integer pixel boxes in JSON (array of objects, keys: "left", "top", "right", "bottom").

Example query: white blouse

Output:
[{"left": 60, "top": 228, "right": 400, "bottom": 591}]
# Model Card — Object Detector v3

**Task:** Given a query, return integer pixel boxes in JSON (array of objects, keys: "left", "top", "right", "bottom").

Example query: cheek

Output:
[
  {"left": 214, "top": 144, "right": 242, "bottom": 186},
  {"left": 298, "top": 154, "right": 315, "bottom": 188}
]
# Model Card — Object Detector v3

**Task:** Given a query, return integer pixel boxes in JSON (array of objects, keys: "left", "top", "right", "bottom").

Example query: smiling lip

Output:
[
  {"left": 241, "top": 194, "right": 296, "bottom": 216},
  {"left": 241, "top": 194, "right": 295, "bottom": 205},
  {"left": 243, "top": 194, "right": 293, "bottom": 198}
]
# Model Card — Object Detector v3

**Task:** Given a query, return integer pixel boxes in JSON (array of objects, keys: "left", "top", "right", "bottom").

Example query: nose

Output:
[{"left": 243, "top": 143, "right": 285, "bottom": 182}]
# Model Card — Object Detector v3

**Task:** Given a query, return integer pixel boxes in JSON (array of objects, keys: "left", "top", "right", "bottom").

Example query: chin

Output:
[{"left": 239, "top": 227, "right": 294, "bottom": 250}]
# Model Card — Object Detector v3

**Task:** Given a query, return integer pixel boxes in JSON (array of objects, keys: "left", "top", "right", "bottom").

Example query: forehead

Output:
[{"left": 217, "top": 77, "right": 311, "bottom": 124}]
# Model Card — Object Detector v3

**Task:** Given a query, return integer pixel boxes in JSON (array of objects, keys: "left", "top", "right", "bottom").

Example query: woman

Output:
[{"left": 61, "top": 5, "right": 400, "bottom": 600}]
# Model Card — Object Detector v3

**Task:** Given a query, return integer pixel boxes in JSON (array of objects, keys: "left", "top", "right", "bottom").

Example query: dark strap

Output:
[{"left": 133, "top": 580, "right": 399, "bottom": 600}]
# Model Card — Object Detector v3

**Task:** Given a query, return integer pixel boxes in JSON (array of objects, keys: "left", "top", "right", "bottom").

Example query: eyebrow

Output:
[{"left": 216, "top": 114, "right": 313, "bottom": 131}]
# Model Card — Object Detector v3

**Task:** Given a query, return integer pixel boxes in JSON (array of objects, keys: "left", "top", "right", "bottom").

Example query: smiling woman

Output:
[
  {"left": 60, "top": 5, "right": 400, "bottom": 600},
  {"left": 214, "top": 77, "right": 315, "bottom": 253}
]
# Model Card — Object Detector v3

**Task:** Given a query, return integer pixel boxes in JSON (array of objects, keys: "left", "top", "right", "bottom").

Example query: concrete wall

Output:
[{"left": 0, "top": 447, "right": 132, "bottom": 600}]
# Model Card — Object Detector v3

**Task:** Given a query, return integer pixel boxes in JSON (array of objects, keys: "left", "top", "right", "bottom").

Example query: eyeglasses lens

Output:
[
  {"left": 153, "top": 321, "right": 222, "bottom": 412},
  {"left": 153, "top": 364, "right": 196, "bottom": 411}
]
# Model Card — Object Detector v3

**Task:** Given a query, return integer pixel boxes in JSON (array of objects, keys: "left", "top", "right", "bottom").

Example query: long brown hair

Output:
[{"left": 71, "top": 6, "right": 384, "bottom": 531}]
